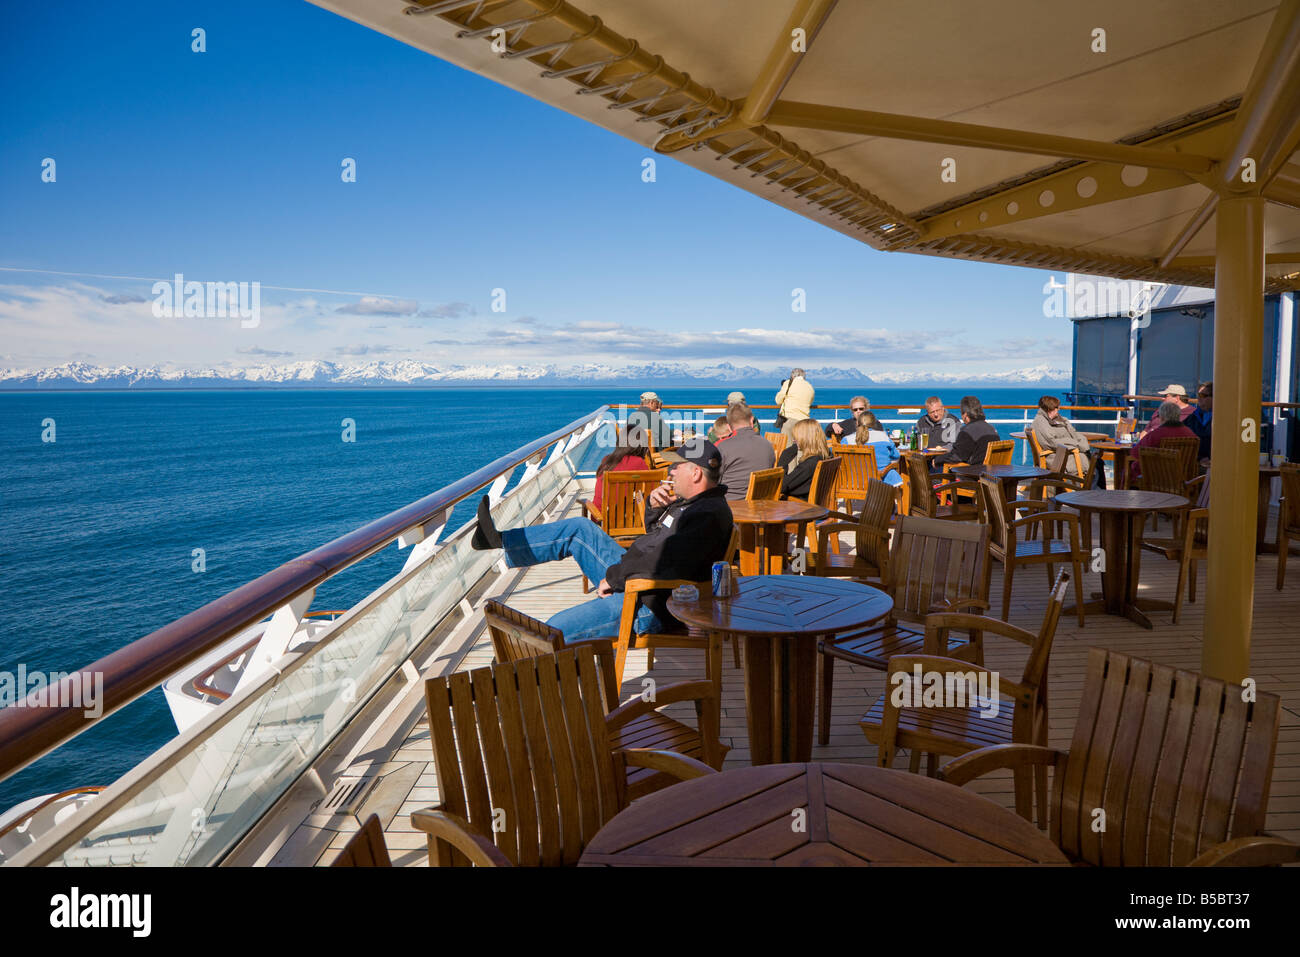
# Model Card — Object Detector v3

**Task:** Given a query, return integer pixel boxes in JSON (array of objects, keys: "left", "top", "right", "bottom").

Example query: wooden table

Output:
[
  {"left": 578, "top": 763, "right": 1069, "bottom": 866},
  {"left": 1091, "top": 440, "right": 1133, "bottom": 489},
  {"left": 727, "top": 500, "right": 827, "bottom": 574},
  {"left": 1056, "top": 490, "right": 1188, "bottom": 628},
  {"left": 668, "top": 577, "right": 892, "bottom": 764},
  {"left": 950, "top": 463, "right": 1052, "bottom": 501}
]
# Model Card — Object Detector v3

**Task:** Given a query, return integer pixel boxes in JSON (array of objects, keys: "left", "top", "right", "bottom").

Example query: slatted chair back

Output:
[
  {"left": 807, "top": 456, "right": 843, "bottom": 511},
  {"left": 331, "top": 814, "right": 393, "bottom": 867},
  {"left": 1024, "top": 429, "right": 1049, "bottom": 469},
  {"left": 886, "top": 515, "right": 991, "bottom": 626},
  {"left": 424, "top": 643, "right": 625, "bottom": 867},
  {"left": 903, "top": 452, "right": 938, "bottom": 517},
  {"left": 484, "top": 601, "right": 619, "bottom": 702},
  {"left": 829, "top": 445, "right": 877, "bottom": 509},
  {"left": 1279, "top": 463, "right": 1300, "bottom": 530},
  {"left": 745, "top": 466, "right": 785, "bottom": 501},
  {"left": 855, "top": 478, "right": 897, "bottom": 572},
  {"left": 1159, "top": 435, "right": 1201, "bottom": 481},
  {"left": 975, "top": 476, "right": 1012, "bottom": 552},
  {"left": 765, "top": 431, "right": 788, "bottom": 459},
  {"left": 1137, "top": 447, "right": 1184, "bottom": 496},
  {"left": 598, "top": 469, "right": 667, "bottom": 541},
  {"left": 1054, "top": 647, "right": 1281, "bottom": 867},
  {"left": 985, "top": 439, "right": 1014, "bottom": 466}
]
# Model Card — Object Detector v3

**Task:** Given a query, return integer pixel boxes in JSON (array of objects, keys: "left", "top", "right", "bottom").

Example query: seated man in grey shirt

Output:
[
  {"left": 717, "top": 403, "right": 776, "bottom": 500},
  {"left": 916, "top": 396, "right": 961, "bottom": 447}
]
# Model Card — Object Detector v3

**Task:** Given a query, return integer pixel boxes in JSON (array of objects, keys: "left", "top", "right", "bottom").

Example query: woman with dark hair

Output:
[
  {"left": 934, "top": 395, "right": 998, "bottom": 466},
  {"left": 591, "top": 437, "right": 650, "bottom": 513}
]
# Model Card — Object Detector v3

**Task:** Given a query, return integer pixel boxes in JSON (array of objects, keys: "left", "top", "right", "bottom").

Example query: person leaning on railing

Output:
[
  {"left": 470, "top": 438, "right": 734, "bottom": 641},
  {"left": 1031, "top": 395, "right": 1091, "bottom": 475},
  {"left": 777, "top": 418, "right": 831, "bottom": 499}
]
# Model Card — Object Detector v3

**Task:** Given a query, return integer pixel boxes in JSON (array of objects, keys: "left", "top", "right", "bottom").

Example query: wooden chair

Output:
[
  {"left": 745, "top": 466, "right": 784, "bottom": 501},
  {"left": 1137, "top": 446, "right": 1189, "bottom": 535},
  {"left": 330, "top": 814, "right": 392, "bottom": 867},
  {"left": 904, "top": 452, "right": 978, "bottom": 521},
  {"left": 764, "top": 431, "right": 788, "bottom": 459},
  {"left": 649, "top": 525, "right": 745, "bottom": 670},
  {"left": 579, "top": 468, "right": 666, "bottom": 592},
  {"left": 414, "top": 642, "right": 718, "bottom": 866},
  {"left": 1023, "top": 449, "right": 1103, "bottom": 550},
  {"left": 787, "top": 456, "right": 847, "bottom": 557},
  {"left": 1277, "top": 463, "right": 1300, "bottom": 589},
  {"left": 817, "top": 516, "right": 992, "bottom": 745},
  {"left": 860, "top": 570, "right": 1067, "bottom": 810},
  {"left": 939, "top": 647, "right": 1299, "bottom": 866},
  {"left": 828, "top": 444, "right": 879, "bottom": 515},
  {"left": 1140, "top": 472, "right": 1211, "bottom": 623},
  {"left": 985, "top": 438, "right": 1014, "bottom": 465},
  {"left": 1025, "top": 428, "right": 1085, "bottom": 477},
  {"left": 1159, "top": 434, "right": 1201, "bottom": 482},
  {"left": 612, "top": 578, "right": 724, "bottom": 704},
  {"left": 812, "top": 478, "right": 895, "bottom": 581},
  {"left": 976, "top": 476, "right": 1086, "bottom": 625},
  {"left": 483, "top": 601, "right": 728, "bottom": 798}
]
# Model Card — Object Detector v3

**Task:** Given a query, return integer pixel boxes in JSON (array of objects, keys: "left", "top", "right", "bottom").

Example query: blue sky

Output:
[{"left": 0, "top": 0, "right": 1069, "bottom": 374}]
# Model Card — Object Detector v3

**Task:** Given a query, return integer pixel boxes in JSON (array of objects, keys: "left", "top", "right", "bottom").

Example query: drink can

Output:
[{"left": 712, "top": 561, "right": 732, "bottom": 598}]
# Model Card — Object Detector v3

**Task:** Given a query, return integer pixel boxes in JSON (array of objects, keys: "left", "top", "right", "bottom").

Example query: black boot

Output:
[{"left": 471, "top": 496, "right": 502, "bottom": 550}]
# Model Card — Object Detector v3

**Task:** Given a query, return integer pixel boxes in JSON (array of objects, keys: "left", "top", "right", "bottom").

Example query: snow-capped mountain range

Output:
[{"left": 0, "top": 360, "right": 1070, "bottom": 389}]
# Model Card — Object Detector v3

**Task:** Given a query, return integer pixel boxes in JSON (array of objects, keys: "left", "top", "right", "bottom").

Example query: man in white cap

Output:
[
  {"left": 726, "top": 390, "right": 746, "bottom": 406},
  {"left": 627, "top": 390, "right": 674, "bottom": 448},
  {"left": 1138, "top": 384, "right": 1194, "bottom": 438}
]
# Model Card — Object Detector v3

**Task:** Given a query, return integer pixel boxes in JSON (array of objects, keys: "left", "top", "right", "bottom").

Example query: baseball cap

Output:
[
  {"left": 726, "top": 391, "right": 746, "bottom": 405},
  {"left": 657, "top": 437, "right": 722, "bottom": 478},
  {"left": 1159, "top": 384, "right": 1189, "bottom": 398},
  {"left": 639, "top": 391, "right": 660, "bottom": 404}
]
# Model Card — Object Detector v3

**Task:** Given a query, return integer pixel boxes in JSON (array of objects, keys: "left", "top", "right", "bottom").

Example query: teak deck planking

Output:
[{"left": 310, "top": 494, "right": 1300, "bottom": 865}]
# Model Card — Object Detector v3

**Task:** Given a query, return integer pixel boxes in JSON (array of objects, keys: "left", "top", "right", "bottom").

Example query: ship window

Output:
[{"left": 1072, "top": 317, "right": 1129, "bottom": 402}]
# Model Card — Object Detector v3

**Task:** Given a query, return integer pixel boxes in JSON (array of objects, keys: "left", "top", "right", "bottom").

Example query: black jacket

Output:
[
  {"left": 825, "top": 416, "right": 857, "bottom": 440},
  {"left": 936, "top": 420, "right": 999, "bottom": 466},
  {"left": 604, "top": 485, "right": 734, "bottom": 630},
  {"left": 776, "top": 446, "right": 823, "bottom": 499}
]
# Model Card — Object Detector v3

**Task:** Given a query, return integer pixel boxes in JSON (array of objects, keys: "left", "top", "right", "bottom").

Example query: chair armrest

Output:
[
  {"left": 1188, "top": 834, "right": 1300, "bottom": 867},
  {"left": 938, "top": 744, "right": 1064, "bottom": 787},
  {"left": 820, "top": 509, "right": 859, "bottom": 523},
  {"left": 617, "top": 748, "right": 717, "bottom": 781},
  {"left": 931, "top": 597, "right": 990, "bottom": 614},
  {"left": 410, "top": 808, "right": 513, "bottom": 867},
  {"left": 1009, "top": 511, "right": 1079, "bottom": 531},
  {"left": 581, "top": 500, "right": 603, "bottom": 522},
  {"left": 605, "top": 679, "right": 717, "bottom": 730},
  {"left": 924, "top": 612, "right": 1038, "bottom": 647}
]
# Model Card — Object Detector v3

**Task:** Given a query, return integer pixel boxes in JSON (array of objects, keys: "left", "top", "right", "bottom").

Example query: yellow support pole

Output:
[{"left": 1204, "top": 194, "right": 1266, "bottom": 682}]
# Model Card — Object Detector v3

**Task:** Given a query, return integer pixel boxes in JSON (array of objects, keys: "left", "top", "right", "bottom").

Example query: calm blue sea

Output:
[{"left": 0, "top": 385, "right": 1072, "bottom": 810}]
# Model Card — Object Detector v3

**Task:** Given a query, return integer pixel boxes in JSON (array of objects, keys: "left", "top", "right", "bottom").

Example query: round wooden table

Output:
[
  {"left": 727, "top": 500, "right": 827, "bottom": 575},
  {"left": 1055, "top": 490, "right": 1187, "bottom": 628},
  {"left": 668, "top": 577, "right": 892, "bottom": 765},
  {"left": 1091, "top": 440, "right": 1133, "bottom": 489},
  {"left": 578, "top": 763, "right": 1069, "bottom": 866},
  {"left": 950, "top": 463, "right": 1052, "bottom": 500}
]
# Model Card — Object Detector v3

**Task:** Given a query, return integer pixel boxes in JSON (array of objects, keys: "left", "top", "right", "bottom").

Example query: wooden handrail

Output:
[
  {"left": 0, "top": 407, "right": 609, "bottom": 783},
  {"left": 651, "top": 403, "right": 1128, "bottom": 412}
]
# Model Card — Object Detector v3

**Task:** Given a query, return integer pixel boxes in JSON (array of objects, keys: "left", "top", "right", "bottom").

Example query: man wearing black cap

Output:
[{"left": 471, "top": 437, "right": 734, "bottom": 640}]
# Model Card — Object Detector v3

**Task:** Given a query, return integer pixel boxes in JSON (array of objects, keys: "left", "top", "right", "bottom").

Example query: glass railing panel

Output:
[{"left": 36, "top": 427, "right": 595, "bottom": 866}]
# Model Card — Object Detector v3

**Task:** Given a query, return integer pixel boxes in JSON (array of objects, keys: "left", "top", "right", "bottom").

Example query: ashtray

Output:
[{"left": 671, "top": 584, "right": 699, "bottom": 602}]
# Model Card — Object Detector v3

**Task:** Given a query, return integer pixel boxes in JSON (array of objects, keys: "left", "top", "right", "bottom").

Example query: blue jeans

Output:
[{"left": 500, "top": 518, "right": 663, "bottom": 642}]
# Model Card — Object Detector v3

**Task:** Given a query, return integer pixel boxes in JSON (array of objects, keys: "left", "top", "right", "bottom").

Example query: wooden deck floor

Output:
[{"left": 313, "top": 497, "right": 1300, "bottom": 866}]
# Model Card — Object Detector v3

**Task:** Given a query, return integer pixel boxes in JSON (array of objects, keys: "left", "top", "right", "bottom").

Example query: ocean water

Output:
[{"left": 0, "top": 385, "right": 1076, "bottom": 810}]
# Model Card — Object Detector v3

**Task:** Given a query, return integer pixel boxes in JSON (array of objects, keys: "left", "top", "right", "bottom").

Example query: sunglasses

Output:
[{"left": 851, "top": 407, "right": 866, "bottom": 413}]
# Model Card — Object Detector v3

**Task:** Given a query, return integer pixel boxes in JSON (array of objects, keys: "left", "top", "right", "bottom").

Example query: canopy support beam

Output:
[
  {"left": 1204, "top": 194, "right": 1266, "bottom": 682},
  {"left": 737, "top": 0, "right": 838, "bottom": 127}
]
